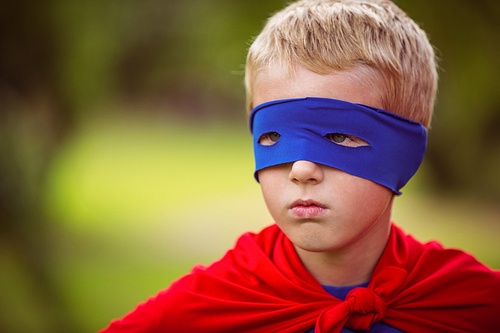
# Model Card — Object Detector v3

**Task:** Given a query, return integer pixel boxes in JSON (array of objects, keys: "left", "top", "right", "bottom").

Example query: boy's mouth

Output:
[{"left": 289, "top": 199, "right": 327, "bottom": 219}]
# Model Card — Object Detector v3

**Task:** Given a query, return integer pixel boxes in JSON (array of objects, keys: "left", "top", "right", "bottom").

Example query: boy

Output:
[{"left": 100, "top": 0, "right": 500, "bottom": 332}]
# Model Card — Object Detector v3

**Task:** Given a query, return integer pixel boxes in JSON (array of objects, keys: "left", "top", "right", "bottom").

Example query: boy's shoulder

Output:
[{"left": 376, "top": 223, "right": 500, "bottom": 294}]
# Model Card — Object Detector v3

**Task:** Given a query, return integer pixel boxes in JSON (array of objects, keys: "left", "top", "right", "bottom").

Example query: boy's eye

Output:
[
  {"left": 258, "top": 132, "right": 281, "bottom": 146},
  {"left": 325, "top": 133, "right": 370, "bottom": 147},
  {"left": 329, "top": 133, "right": 348, "bottom": 143}
]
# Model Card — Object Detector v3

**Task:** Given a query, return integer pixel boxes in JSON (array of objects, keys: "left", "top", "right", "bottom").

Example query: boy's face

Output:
[{"left": 253, "top": 64, "right": 394, "bottom": 254}]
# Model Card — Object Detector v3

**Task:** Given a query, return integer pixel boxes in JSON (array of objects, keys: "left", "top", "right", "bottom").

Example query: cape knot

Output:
[{"left": 345, "top": 287, "right": 387, "bottom": 331}]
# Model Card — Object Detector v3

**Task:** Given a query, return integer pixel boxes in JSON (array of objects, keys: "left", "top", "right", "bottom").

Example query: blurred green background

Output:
[{"left": 0, "top": 0, "right": 499, "bottom": 332}]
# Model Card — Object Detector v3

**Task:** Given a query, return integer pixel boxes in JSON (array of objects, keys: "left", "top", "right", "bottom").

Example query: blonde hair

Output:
[{"left": 245, "top": 0, "right": 438, "bottom": 128}]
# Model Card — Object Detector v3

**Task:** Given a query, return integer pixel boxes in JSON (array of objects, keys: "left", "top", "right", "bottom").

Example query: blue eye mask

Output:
[{"left": 249, "top": 97, "right": 427, "bottom": 194}]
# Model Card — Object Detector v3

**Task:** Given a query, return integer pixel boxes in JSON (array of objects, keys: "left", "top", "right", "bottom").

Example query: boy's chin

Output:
[{"left": 283, "top": 223, "right": 353, "bottom": 253}]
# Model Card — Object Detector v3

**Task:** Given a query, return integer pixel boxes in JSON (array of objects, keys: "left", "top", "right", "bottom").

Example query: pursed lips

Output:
[{"left": 289, "top": 199, "right": 328, "bottom": 219}]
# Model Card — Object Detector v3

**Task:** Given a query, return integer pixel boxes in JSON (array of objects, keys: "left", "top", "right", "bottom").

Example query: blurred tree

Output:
[
  {"left": 398, "top": 0, "right": 500, "bottom": 200},
  {"left": 0, "top": 1, "right": 76, "bottom": 332}
]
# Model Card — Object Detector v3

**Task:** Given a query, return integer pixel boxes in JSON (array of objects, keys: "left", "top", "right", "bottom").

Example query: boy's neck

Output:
[{"left": 293, "top": 200, "right": 393, "bottom": 287}]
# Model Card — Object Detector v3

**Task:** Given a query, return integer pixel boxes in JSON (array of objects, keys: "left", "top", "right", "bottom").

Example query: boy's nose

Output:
[{"left": 289, "top": 160, "right": 324, "bottom": 184}]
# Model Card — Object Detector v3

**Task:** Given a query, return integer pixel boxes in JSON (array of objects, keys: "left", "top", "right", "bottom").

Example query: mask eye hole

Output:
[
  {"left": 258, "top": 132, "right": 281, "bottom": 146},
  {"left": 325, "top": 133, "right": 370, "bottom": 147}
]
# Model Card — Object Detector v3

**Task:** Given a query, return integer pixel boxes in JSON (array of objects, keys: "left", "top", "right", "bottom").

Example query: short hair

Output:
[{"left": 245, "top": 0, "right": 438, "bottom": 128}]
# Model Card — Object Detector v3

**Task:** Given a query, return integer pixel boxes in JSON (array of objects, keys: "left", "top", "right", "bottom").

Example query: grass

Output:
[
  {"left": 3, "top": 112, "right": 498, "bottom": 332},
  {"left": 44, "top": 113, "right": 256, "bottom": 230}
]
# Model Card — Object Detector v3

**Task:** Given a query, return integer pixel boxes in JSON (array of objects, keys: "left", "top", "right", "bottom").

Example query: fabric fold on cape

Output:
[{"left": 101, "top": 223, "right": 500, "bottom": 333}]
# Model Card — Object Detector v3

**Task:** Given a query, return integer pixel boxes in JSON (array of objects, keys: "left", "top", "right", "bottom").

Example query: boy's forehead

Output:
[{"left": 252, "top": 63, "right": 385, "bottom": 112}]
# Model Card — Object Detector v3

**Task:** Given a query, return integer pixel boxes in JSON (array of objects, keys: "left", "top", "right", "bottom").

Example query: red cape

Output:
[{"left": 101, "top": 223, "right": 500, "bottom": 333}]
